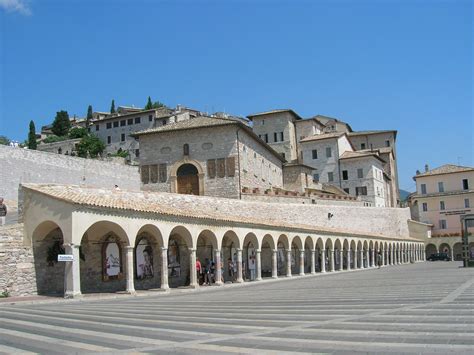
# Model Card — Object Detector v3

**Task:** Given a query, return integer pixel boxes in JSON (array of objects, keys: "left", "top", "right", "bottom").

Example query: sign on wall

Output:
[{"left": 57, "top": 254, "right": 74, "bottom": 262}]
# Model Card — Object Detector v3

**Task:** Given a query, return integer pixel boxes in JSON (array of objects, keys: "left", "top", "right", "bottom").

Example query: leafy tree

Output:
[
  {"left": 76, "top": 134, "right": 105, "bottom": 158},
  {"left": 145, "top": 96, "right": 153, "bottom": 110},
  {"left": 86, "top": 105, "right": 93, "bottom": 128},
  {"left": 110, "top": 99, "right": 116, "bottom": 113},
  {"left": 68, "top": 127, "right": 88, "bottom": 139},
  {"left": 28, "top": 120, "right": 37, "bottom": 150},
  {"left": 42, "top": 135, "right": 69, "bottom": 144},
  {"left": 51, "top": 110, "right": 71, "bottom": 136},
  {"left": 152, "top": 101, "right": 166, "bottom": 109},
  {"left": 0, "top": 135, "right": 10, "bottom": 145}
]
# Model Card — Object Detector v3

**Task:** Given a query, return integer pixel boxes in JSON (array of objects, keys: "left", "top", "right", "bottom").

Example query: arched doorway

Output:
[{"left": 177, "top": 164, "right": 199, "bottom": 195}]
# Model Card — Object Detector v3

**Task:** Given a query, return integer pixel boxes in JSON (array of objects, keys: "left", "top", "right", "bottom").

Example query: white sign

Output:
[{"left": 58, "top": 254, "right": 74, "bottom": 262}]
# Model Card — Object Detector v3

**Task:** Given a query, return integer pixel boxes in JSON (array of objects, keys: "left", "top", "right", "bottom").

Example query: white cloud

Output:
[{"left": 0, "top": 0, "right": 32, "bottom": 16}]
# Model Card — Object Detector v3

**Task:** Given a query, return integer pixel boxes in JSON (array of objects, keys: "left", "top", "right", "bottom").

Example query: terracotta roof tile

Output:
[{"left": 415, "top": 164, "right": 474, "bottom": 178}]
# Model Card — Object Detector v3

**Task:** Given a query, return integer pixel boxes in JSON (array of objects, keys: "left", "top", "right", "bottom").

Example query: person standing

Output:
[
  {"left": 0, "top": 198, "right": 7, "bottom": 226},
  {"left": 196, "top": 258, "right": 202, "bottom": 285},
  {"left": 227, "top": 258, "right": 234, "bottom": 282},
  {"left": 377, "top": 252, "right": 382, "bottom": 269},
  {"left": 249, "top": 255, "right": 256, "bottom": 281}
]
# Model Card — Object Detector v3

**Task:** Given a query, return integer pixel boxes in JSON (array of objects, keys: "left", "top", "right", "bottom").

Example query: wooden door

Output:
[{"left": 177, "top": 175, "right": 199, "bottom": 195}]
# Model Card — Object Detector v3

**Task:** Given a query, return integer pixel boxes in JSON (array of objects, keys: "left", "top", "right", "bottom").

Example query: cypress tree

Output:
[
  {"left": 28, "top": 120, "right": 37, "bottom": 150},
  {"left": 51, "top": 110, "right": 71, "bottom": 136},
  {"left": 86, "top": 105, "right": 93, "bottom": 128},
  {"left": 110, "top": 99, "right": 116, "bottom": 113},
  {"left": 145, "top": 96, "right": 153, "bottom": 110}
]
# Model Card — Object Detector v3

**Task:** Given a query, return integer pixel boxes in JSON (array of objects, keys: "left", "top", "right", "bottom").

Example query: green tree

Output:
[
  {"left": 76, "top": 134, "right": 105, "bottom": 158},
  {"left": 152, "top": 101, "right": 166, "bottom": 109},
  {"left": 0, "top": 135, "right": 10, "bottom": 145},
  {"left": 86, "top": 105, "right": 93, "bottom": 128},
  {"left": 110, "top": 99, "right": 116, "bottom": 113},
  {"left": 145, "top": 96, "right": 153, "bottom": 110},
  {"left": 28, "top": 120, "right": 37, "bottom": 150},
  {"left": 68, "top": 127, "right": 88, "bottom": 139},
  {"left": 51, "top": 110, "right": 71, "bottom": 136}
]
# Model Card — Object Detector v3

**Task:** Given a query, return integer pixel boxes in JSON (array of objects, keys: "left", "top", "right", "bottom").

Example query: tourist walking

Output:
[
  {"left": 377, "top": 252, "right": 382, "bottom": 269},
  {"left": 0, "top": 198, "right": 7, "bottom": 226},
  {"left": 227, "top": 258, "right": 234, "bottom": 282}
]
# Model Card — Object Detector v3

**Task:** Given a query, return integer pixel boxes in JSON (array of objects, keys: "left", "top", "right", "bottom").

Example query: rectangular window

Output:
[
  {"left": 162, "top": 119, "right": 167, "bottom": 126},
  {"left": 95, "top": 125, "right": 99, "bottom": 131},
  {"left": 326, "top": 147, "right": 332, "bottom": 158},
  {"left": 361, "top": 143, "right": 366, "bottom": 150},
  {"left": 438, "top": 182, "right": 444, "bottom": 192},
  {"left": 422, "top": 202, "right": 428, "bottom": 212},
  {"left": 107, "top": 136, "right": 111, "bottom": 144},
  {"left": 421, "top": 184, "right": 427, "bottom": 194},
  {"left": 141, "top": 165, "right": 149, "bottom": 184},
  {"left": 135, "top": 149, "right": 139, "bottom": 158},
  {"left": 385, "top": 140, "right": 390, "bottom": 147},
  {"left": 148, "top": 115, "right": 153, "bottom": 122},
  {"left": 440, "top": 201, "right": 445, "bottom": 210},
  {"left": 312, "top": 150, "right": 318, "bottom": 159},
  {"left": 216, "top": 158, "right": 226, "bottom": 178},
  {"left": 135, "top": 117, "right": 141, "bottom": 124},
  {"left": 274, "top": 132, "right": 278, "bottom": 142},
  {"left": 113, "top": 121, "right": 119, "bottom": 128},
  {"left": 343, "top": 188, "right": 350, "bottom": 194},
  {"left": 207, "top": 159, "right": 216, "bottom": 178},
  {"left": 313, "top": 173, "right": 319, "bottom": 182},
  {"left": 149, "top": 165, "right": 158, "bottom": 183},
  {"left": 465, "top": 199, "right": 470, "bottom": 208},
  {"left": 356, "top": 186, "right": 367, "bottom": 196},
  {"left": 463, "top": 179, "right": 469, "bottom": 190},
  {"left": 439, "top": 220, "right": 447, "bottom": 229},
  {"left": 328, "top": 172, "right": 334, "bottom": 182},
  {"left": 342, "top": 170, "right": 348, "bottom": 180},
  {"left": 357, "top": 168, "right": 363, "bottom": 178},
  {"left": 106, "top": 122, "right": 112, "bottom": 129},
  {"left": 281, "top": 153, "right": 285, "bottom": 160},
  {"left": 120, "top": 120, "right": 126, "bottom": 127},
  {"left": 226, "top": 157, "right": 235, "bottom": 177},
  {"left": 159, "top": 164, "right": 167, "bottom": 182},
  {"left": 127, "top": 118, "right": 133, "bottom": 125},
  {"left": 264, "top": 134, "right": 268, "bottom": 143},
  {"left": 121, "top": 133, "right": 125, "bottom": 142},
  {"left": 279, "top": 132, "right": 284, "bottom": 141}
]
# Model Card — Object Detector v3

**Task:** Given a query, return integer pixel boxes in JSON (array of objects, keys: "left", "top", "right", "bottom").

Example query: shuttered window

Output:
[
  {"left": 207, "top": 159, "right": 216, "bottom": 178},
  {"left": 141, "top": 165, "right": 149, "bottom": 184}
]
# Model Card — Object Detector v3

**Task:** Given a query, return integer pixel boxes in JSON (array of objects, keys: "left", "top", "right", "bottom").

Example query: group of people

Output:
[{"left": 196, "top": 258, "right": 223, "bottom": 285}]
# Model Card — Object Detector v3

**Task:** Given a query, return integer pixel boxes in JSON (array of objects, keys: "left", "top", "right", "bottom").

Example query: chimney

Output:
[
  {"left": 425, "top": 164, "right": 429, "bottom": 172},
  {"left": 416, "top": 170, "right": 421, "bottom": 175}
]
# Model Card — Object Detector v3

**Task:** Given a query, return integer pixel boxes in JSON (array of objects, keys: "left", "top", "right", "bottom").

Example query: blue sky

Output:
[{"left": 0, "top": 0, "right": 472, "bottom": 191}]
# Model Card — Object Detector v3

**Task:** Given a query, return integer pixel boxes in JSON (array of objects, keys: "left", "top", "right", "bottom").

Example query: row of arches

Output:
[
  {"left": 426, "top": 242, "right": 474, "bottom": 261},
  {"left": 31, "top": 219, "right": 425, "bottom": 297}
]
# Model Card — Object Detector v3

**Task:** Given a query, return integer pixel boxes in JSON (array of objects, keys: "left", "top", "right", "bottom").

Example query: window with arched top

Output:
[{"left": 183, "top": 144, "right": 189, "bottom": 156}]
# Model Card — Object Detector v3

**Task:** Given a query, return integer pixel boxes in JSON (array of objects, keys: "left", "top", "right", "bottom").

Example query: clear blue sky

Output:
[{"left": 0, "top": 0, "right": 472, "bottom": 191}]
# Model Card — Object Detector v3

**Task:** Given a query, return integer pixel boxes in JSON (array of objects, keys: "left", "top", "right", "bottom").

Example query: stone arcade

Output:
[{"left": 21, "top": 184, "right": 425, "bottom": 297}]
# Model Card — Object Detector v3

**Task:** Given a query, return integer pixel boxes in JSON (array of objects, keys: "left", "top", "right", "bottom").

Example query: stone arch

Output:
[
  {"left": 453, "top": 242, "right": 463, "bottom": 261},
  {"left": 134, "top": 224, "right": 164, "bottom": 290},
  {"left": 425, "top": 243, "right": 437, "bottom": 258},
  {"left": 79, "top": 220, "right": 130, "bottom": 294},
  {"left": 243, "top": 233, "right": 259, "bottom": 281},
  {"left": 333, "top": 238, "right": 343, "bottom": 271},
  {"left": 439, "top": 242, "right": 450, "bottom": 255},
  {"left": 342, "top": 239, "right": 350, "bottom": 270},
  {"left": 291, "top": 236, "right": 303, "bottom": 275},
  {"left": 222, "top": 230, "right": 241, "bottom": 282},
  {"left": 261, "top": 234, "right": 275, "bottom": 278},
  {"left": 350, "top": 239, "right": 357, "bottom": 269},
  {"left": 196, "top": 229, "right": 218, "bottom": 285},
  {"left": 167, "top": 225, "right": 193, "bottom": 287},
  {"left": 169, "top": 158, "right": 205, "bottom": 195},
  {"left": 277, "top": 234, "right": 290, "bottom": 276},
  {"left": 304, "top": 236, "right": 314, "bottom": 274},
  {"left": 32, "top": 221, "right": 66, "bottom": 296},
  {"left": 315, "top": 237, "right": 325, "bottom": 272}
]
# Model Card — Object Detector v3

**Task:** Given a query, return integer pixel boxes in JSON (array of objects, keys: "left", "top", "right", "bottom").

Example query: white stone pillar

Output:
[
  {"left": 272, "top": 249, "right": 278, "bottom": 278},
  {"left": 366, "top": 249, "right": 370, "bottom": 268},
  {"left": 398, "top": 249, "right": 401, "bottom": 264},
  {"left": 449, "top": 247, "right": 454, "bottom": 262},
  {"left": 371, "top": 249, "right": 375, "bottom": 267},
  {"left": 189, "top": 248, "right": 198, "bottom": 287},
  {"left": 381, "top": 248, "right": 385, "bottom": 266},
  {"left": 346, "top": 249, "right": 351, "bottom": 271},
  {"left": 359, "top": 250, "right": 364, "bottom": 269},
  {"left": 320, "top": 249, "right": 326, "bottom": 273},
  {"left": 125, "top": 246, "right": 136, "bottom": 294},
  {"left": 310, "top": 250, "right": 316, "bottom": 274},
  {"left": 286, "top": 249, "right": 292, "bottom": 277},
  {"left": 256, "top": 249, "right": 262, "bottom": 281},
  {"left": 236, "top": 249, "right": 243, "bottom": 283},
  {"left": 354, "top": 249, "right": 358, "bottom": 269},
  {"left": 299, "top": 250, "right": 305, "bottom": 276},
  {"left": 161, "top": 247, "right": 169, "bottom": 290},
  {"left": 329, "top": 249, "right": 335, "bottom": 272},
  {"left": 339, "top": 250, "right": 343, "bottom": 271},
  {"left": 215, "top": 249, "right": 223, "bottom": 285},
  {"left": 64, "top": 243, "right": 82, "bottom": 298},
  {"left": 391, "top": 248, "right": 394, "bottom": 265}
]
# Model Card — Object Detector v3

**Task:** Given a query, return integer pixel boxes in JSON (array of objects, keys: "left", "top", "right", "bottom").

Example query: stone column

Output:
[
  {"left": 272, "top": 249, "right": 278, "bottom": 278},
  {"left": 299, "top": 250, "right": 305, "bottom": 276},
  {"left": 160, "top": 247, "right": 169, "bottom": 290},
  {"left": 214, "top": 249, "right": 223, "bottom": 286},
  {"left": 320, "top": 249, "right": 326, "bottom": 273},
  {"left": 359, "top": 250, "right": 364, "bottom": 269},
  {"left": 346, "top": 249, "right": 351, "bottom": 271},
  {"left": 236, "top": 249, "right": 243, "bottom": 283},
  {"left": 449, "top": 247, "right": 454, "bottom": 262},
  {"left": 189, "top": 248, "right": 198, "bottom": 288},
  {"left": 286, "top": 250, "right": 292, "bottom": 277},
  {"left": 354, "top": 249, "right": 358, "bottom": 269},
  {"left": 339, "top": 250, "right": 344, "bottom": 271},
  {"left": 256, "top": 249, "right": 262, "bottom": 281},
  {"left": 381, "top": 248, "right": 385, "bottom": 266},
  {"left": 329, "top": 249, "right": 335, "bottom": 272},
  {"left": 366, "top": 249, "right": 370, "bottom": 268},
  {"left": 398, "top": 249, "right": 402, "bottom": 264},
  {"left": 124, "top": 246, "right": 136, "bottom": 294},
  {"left": 391, "top": 248, "right": 394, "bottom": 265},
  {"left": 371, "top": 249, "right": 375, "bottom": 267},
  {"left": 310, "top": 250, "right": 316, "bottom": 274},
  {"left": 64, "top": 243, "right": 82, "bottom": 298}
]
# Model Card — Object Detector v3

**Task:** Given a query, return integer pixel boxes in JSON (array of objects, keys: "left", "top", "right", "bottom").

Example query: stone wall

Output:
[
  {"left": 0, "top": 145, "right": 140, "bottom": 201},
  {"left": 0, "top": 224, "right": 37, "bottom": 297}
]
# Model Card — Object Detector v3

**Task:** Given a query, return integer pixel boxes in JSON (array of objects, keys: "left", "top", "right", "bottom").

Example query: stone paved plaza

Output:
[{"left": 0, "top": 262, "right": 473, "bottom": 354}]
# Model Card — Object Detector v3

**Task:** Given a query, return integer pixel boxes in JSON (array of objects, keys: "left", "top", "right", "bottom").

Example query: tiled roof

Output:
[
  {"left": 340, "top": 151, "right": 385, "bottom": 163},
  {"left": 348, "top": 130, "right": 396, "bottom": 137},
  {"left": 414, "top": 164, "right": 474, "bottom": 178},
  {"left": 132, "top": 116, "right": 237, "bottom": 136},
  {"left": 300, "top": 132, "right": 345, "bottom": 143},
  {"left": 247, "top": 109, "right": 302, "bottom": 120},
  {"left": 22, "top": 184, "right": 411, "bottom": 241}
]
